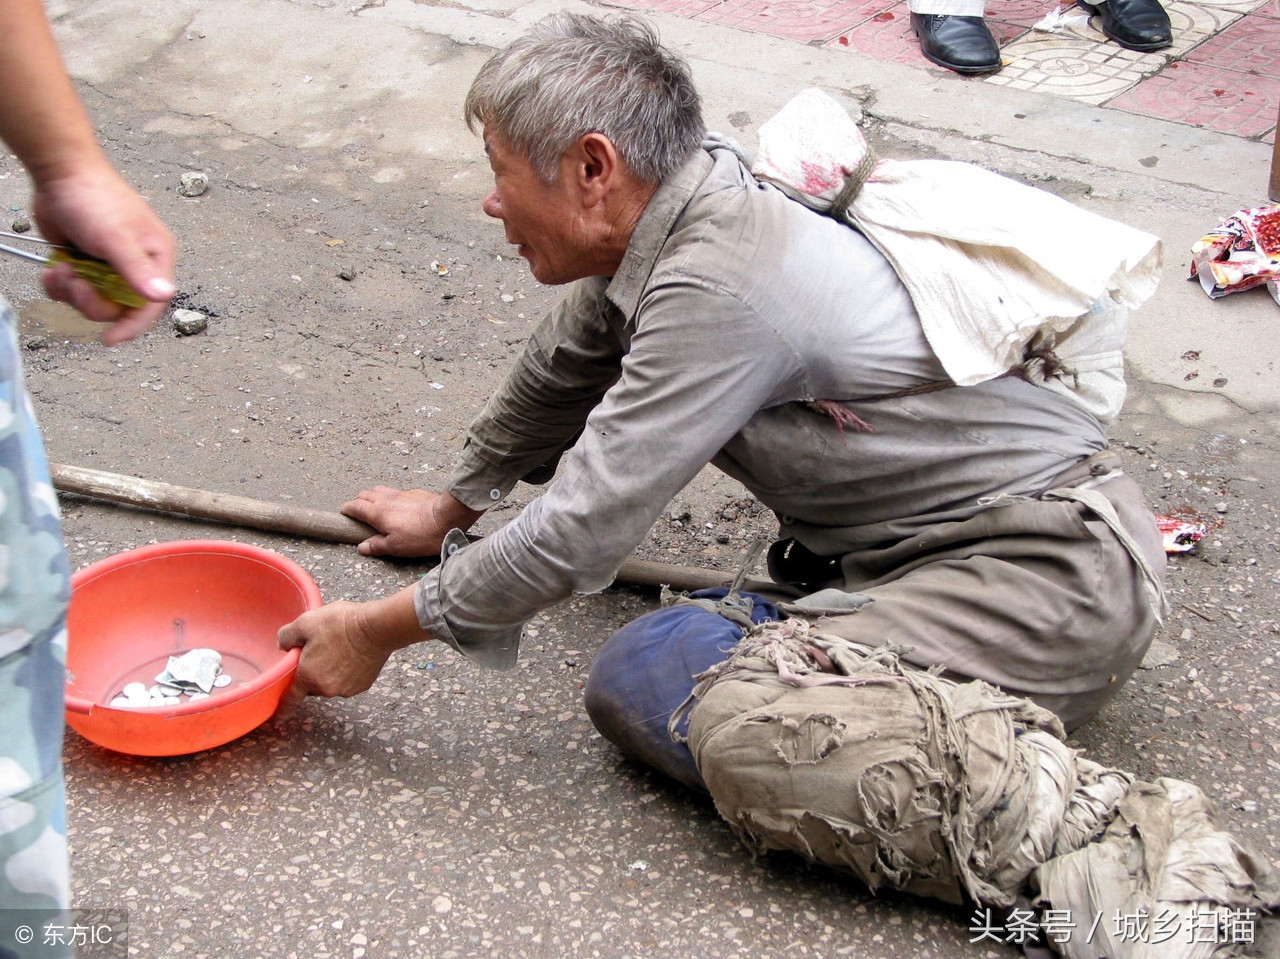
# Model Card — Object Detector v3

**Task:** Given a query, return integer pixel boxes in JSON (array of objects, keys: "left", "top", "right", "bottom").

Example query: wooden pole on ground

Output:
[
  {"left": 50, "top": 463, "right": 775, "bottom": 595},
  {"left": 51, "top": 463, "right": 373, "bottom": 543}
]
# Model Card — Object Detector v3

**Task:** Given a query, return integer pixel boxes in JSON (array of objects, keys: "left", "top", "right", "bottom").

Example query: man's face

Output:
[{"left": 481, "top": 128, "right": 588, "bottom": 286}]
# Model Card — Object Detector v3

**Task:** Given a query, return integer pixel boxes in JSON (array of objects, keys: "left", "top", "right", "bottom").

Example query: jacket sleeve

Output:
[
  {"left": 417, "top": 277, "right": 798, "bottom": 669},
  {"left": 446, "top": 276, "right": 627, "bottom": 510}
]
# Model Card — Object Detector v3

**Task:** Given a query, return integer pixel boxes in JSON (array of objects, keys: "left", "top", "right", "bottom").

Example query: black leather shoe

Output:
[
  {"left": 911, "top": 13, "right": 1002, "bottom": 74},
  {"left": 1077, "top": 0, "right": 1172, "bottom": 50}
]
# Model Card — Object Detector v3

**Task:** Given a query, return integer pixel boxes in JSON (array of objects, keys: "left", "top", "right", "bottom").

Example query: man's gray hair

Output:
[{"left": 464, "top": 13, "right": 705, "bottom": 185}]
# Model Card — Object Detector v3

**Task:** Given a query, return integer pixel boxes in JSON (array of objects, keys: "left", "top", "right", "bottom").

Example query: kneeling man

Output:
[{"left": 279, "top": 13, "right": 1165, "bottom": 733}]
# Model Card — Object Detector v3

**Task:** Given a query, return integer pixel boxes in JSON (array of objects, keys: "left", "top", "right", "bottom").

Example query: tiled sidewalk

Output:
[{"left": 615, "top": 0, "right": 1279, "bottom": 141}]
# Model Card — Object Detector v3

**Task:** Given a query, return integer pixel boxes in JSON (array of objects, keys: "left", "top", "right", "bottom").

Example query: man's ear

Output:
[{"left": 567, "top": 132, "right": 620, "bottom": 206}]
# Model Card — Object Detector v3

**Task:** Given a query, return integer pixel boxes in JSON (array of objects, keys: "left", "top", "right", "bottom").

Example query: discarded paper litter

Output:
[
  {"left": 1032, "top": 4, "right": 1090, "bottom": 32},
  {"left": 109, "top": 648, "right": 232, "bottom": 708},
  {"left": 1157, "top": 515, "right": 1207, "bottom": 553},
  {"left": 1190, "top": 203, "right": 1280, "bottom": 304}
]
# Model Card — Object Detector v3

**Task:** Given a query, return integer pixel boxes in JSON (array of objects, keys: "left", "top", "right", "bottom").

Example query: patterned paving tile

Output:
[
  {"left": 825, "top": 9, "right": 920, "bottom": 66},
  {"left": 622, "top": 0, "right": 1280, "bottom": 136},
  {"left": 1183, "top": 12, "right": 1280, "bottom": 77},
  {"left": 985, "top": 32, "right": 1159, "bottom": 101},
  {"left": 1107, "top": 58, "right": 1280, "bottom": 134},
  {"left": 971, "top": 0, "right": 1243, "bottom": 105},
  {"left": 692, "top": 0, "right": 890, "bottom": 42},
  {"left": 823, "top": 0, "right": 1234, "bottom": 95},
  {"left": 1066, "top": 1, "right": 1242, "bottom": 52},
  {"left": 610, "top": 0, "right": 724, "bottom": 15},
  {"left": 1186, "top": 0, "right": 1273, "bottom": 14}
]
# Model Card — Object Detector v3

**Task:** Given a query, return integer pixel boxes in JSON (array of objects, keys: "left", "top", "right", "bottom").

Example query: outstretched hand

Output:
[
  {"left": 276, "top": 585, "right": 433, "bottom": 718},
  {"left": 341, "top": 486, "right": 484, "bottom": 558}
]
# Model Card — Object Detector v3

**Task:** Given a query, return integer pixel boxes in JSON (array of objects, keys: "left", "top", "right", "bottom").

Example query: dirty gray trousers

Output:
[{"left": 786, "top": 471, "right": 1164, "bottom": 731}]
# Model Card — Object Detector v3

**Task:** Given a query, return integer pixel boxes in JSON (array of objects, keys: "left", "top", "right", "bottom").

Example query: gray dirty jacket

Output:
[{"left": 414, "top": 145, "right": 1110, "bottom": 668}]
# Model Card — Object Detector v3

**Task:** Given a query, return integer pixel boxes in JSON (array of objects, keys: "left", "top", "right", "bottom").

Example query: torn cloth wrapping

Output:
[
  {"left": 1036, "top": 778, "right": 1279, "bottom": 959},
  {"left": 682, "top": 620, "right": 1278, "bottom": 956},
  {"left": 749, "top": 89, "right": 1163, "bottom": 425}
]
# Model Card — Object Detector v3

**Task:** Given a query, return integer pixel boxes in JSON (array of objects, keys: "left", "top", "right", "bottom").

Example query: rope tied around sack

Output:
[
  {"left": 828, "top": 147, "right": 879, "bottom": 221},
  {"left": 659, "top": 537, "right": 770, "bottom": 632}
]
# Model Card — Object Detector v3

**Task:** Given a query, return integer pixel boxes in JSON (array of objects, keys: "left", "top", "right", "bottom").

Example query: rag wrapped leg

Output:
[{"left": 675, "top": 619, "right": 1278, "bottom": 957}]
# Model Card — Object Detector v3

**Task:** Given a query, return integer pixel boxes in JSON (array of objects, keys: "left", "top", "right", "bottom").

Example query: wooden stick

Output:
[
  {"left": 51, "top": 463, "right": 375, "bottom": 543},
  {"left": 50, "top": 463, "right": 776, "bottom": 595},
  {"left": 614, "top": 557, "right": 776, "bottom": 594}
]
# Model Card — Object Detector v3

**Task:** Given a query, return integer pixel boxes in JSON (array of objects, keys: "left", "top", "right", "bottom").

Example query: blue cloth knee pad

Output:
[{"left": 584, "top": 589, "right": 779, "bottom": 792}]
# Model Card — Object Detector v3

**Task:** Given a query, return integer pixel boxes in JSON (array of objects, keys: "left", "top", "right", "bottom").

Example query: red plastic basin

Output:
[{"left": 65, "top": 540, "right": 321, "bottom": 756}]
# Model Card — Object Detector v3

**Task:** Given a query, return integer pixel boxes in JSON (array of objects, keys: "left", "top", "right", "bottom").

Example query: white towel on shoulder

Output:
[{"left": 749, "top": 89, "right": 1163, "bottom": 424}]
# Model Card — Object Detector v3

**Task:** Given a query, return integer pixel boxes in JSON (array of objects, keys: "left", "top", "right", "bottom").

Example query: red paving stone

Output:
[
  {"left": 826, "top": 8, "right": 931, "bottom": 66},
  {"left": 613, "top": 0, "right": 724, "bottom": 16},
  {"left": 826, "top": 10, "right": 920, "bottom": 68},
  {"left": 692, "top": 0, "right": 889, "bottom": 42},
  {"left": 1107, "top": 58, "right": 1280, "bottom": 136},
  {"left": 1182, "top": 13, "right": 1280, "bottom": 78}
]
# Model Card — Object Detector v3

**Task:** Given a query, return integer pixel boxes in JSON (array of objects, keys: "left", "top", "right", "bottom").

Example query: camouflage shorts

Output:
[{"left": 0, "top": 294, "right": 72, "bottom": 935}]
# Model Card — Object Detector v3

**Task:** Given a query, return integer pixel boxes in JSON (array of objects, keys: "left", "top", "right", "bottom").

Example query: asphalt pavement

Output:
[{"left": 12, "top": 0, "right": 1280, "bottom": 957}]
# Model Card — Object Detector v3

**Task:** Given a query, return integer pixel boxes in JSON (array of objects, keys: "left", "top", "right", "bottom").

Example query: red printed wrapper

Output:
[
  {"left": 1157, "top": 515, "right": 1206, "bottom": 553},
  {"left": 1189, "top": 204, "right": 1280, "bottom": 304}
]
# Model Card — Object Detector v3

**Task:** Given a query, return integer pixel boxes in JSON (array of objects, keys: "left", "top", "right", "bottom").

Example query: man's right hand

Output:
[
  {"left": 276, "top": 584, "right": 433, "bottom": 717},
  {"left": 341, "top": 486, "right": 484, "bottom": 557}
]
